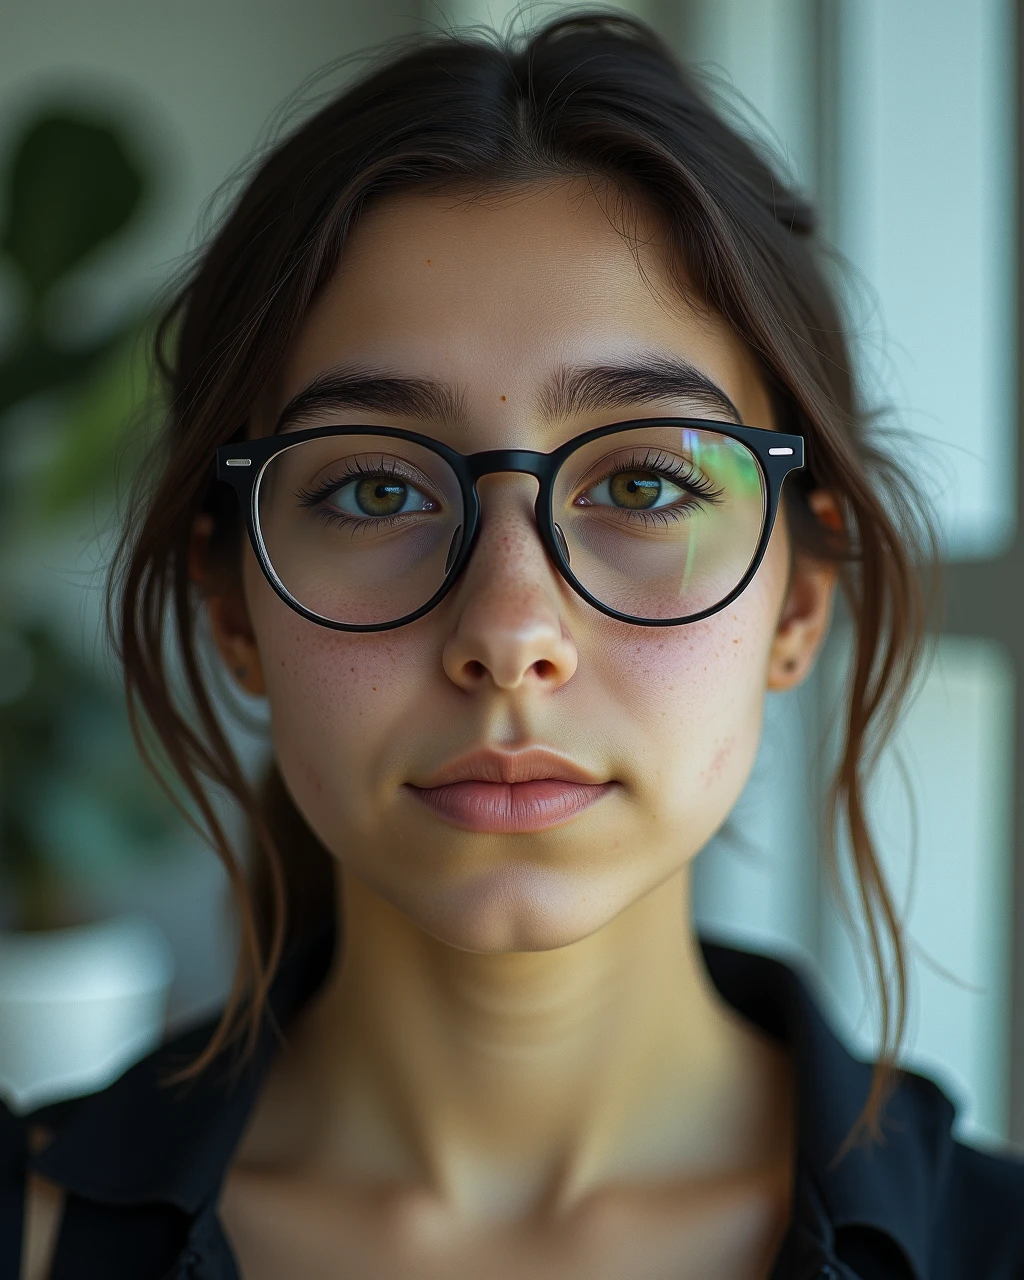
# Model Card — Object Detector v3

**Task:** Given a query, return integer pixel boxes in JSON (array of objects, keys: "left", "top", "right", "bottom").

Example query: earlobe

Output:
[
  {"left": 767, "top": 564, "right": 835, "bottom": 690},
  {"left": 207, "top": 593, "right": 267, "bottom": 695},
  {"left": 767, "top": 492, "right": 840, "bottom": 691},
  {"left": 190, "top": 514, "right": 266, "bottom": 696}
]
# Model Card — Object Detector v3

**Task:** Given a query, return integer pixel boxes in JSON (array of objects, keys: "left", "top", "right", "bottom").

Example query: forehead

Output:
[{"left": 269, "top": 179, "right": 772, "bottom": 441}]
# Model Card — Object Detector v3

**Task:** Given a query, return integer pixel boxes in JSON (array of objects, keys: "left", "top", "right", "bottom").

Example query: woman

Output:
[{"left": 7, "top": 12, "right": 1024, "bottom": 1279}]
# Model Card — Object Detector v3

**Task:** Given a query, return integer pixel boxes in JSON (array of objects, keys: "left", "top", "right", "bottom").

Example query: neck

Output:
[{"left": 274, "top": 865, "right": 790, "bottom": 1221}]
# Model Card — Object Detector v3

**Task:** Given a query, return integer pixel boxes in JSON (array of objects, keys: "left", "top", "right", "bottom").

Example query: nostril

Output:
[
  {"left": 465, "top": 659, "right": 487, "bottom": 681},
  {"left": 532, "top": 658, "right": 556, "bottom": 680}
]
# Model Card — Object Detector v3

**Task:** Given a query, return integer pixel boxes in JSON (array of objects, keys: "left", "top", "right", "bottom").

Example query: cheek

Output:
[
  {"left": 243, "top": 555, "right": 423, "bottom": 815},
  {"left": 239, "top": 515, "right": 788, "bottom": 880},
  {"left": 593, "top": 532, "right": 786, "bottom": 828}
]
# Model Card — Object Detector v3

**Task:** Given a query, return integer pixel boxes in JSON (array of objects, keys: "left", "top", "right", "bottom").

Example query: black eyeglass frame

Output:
[{"left": 215, "top": 417, "right": 805, "bottom": 633}]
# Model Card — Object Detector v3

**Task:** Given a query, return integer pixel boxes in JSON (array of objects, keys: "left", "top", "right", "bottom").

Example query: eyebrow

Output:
[{"left": 272, "top": 354, "right": 742, "bottom": 434}]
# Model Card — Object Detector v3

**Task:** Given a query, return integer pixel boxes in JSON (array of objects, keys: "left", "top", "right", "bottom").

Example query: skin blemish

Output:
[
  {"left": 425, "top": 258, "right": 431, "bottom": 265},
  {"left": 500, "top": 395, "right": 506, "bottom": 401},
  {"left": 299, "top": 754, "right": 326, "bottom": 797},
  {"left": 705, "top": 737, "right": 735, "bottom": 785}
]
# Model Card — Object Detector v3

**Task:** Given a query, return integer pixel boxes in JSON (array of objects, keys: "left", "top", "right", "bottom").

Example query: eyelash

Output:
[
  {"left": 578, "top": 449, "right": 725, "bottom": 524},
  {"left": 294, "top": 458, "right": 434, "bottom": 532},
  {"left": 293, "top": 448, "right": 723, "bottom": 533}
]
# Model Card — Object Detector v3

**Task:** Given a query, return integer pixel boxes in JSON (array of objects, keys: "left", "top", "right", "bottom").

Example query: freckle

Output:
[
  {"left": 425, "top": 258, "right": 432, "bottom": 265},
  {"left": 733, "top": 638, "right": 740, "bottom": 645},
  {"left": 500, "top": 395, "right": 506, "bottom": 402},
  {"left": 372, "top": 686, "right": 377, "bottom": 692}
]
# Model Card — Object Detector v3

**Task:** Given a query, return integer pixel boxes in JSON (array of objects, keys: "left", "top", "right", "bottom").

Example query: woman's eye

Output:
[
  {"left": 580, "top": 468, "right": 693, "bottom": 512},
  {"left": 327, "top": 475, "right": 438, "bottom": 518}
]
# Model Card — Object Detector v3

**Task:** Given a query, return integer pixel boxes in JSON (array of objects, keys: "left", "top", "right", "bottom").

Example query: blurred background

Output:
[{"left": 0, "top": 0, "right": 1020, "bottom": 1150}]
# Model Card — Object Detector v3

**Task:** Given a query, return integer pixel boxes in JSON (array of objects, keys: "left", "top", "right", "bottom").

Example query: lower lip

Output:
[{"left": 408, "top": 779, "right": 615, "bottom": 833}]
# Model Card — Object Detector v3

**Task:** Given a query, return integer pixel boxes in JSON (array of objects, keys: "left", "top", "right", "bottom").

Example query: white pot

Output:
[{"left": 0, "top": 912, "right": 175, "bottom": 1115}]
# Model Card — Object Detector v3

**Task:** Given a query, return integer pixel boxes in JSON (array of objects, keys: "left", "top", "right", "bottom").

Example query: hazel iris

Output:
[
  {"left": 609, "top": 470, "right": 661, "bottom": 509},
  {"left": 356, "top": 478, "right": 407, "bottom": 516}
]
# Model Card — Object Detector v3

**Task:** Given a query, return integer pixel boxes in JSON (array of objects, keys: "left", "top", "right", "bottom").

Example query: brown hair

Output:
[{"left": 109, "top": 12, "right": 935, "bottom": 1150}]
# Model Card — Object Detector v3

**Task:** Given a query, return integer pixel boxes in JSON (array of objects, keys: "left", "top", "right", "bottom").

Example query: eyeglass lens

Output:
[{"left": 255, "top": 425, "right": 767, "bottom": 627}]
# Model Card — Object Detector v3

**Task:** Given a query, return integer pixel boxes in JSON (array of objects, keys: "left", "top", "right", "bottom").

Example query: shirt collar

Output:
[
  {"left": 27, "top": 921, "right": 335, "bottom": 1213},
  {"left": 29, "top": 922, "right": 952, "bottom": 1278},
  {"left": 702, "top": 941, "right": 953, "bottom": 1280}
]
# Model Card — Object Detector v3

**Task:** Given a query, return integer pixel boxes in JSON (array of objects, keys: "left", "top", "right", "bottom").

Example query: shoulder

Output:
[
  {"left": 20, "top": 923, "right": 337, "bottom": 1204},
  {"left": 932, "top": 1132, "right": 1024, "bottom": 1276},
  {"left": 696, "top": 937, "right": 1024, "bottom": 1277},
  {"left": 813, "top": 1057, "right": 1024, "bottom": 1278}
]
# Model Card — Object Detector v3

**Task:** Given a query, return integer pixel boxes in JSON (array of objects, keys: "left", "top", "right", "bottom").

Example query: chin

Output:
[{"left": 383, "top": 863, "right": 629, "bottom": 954}]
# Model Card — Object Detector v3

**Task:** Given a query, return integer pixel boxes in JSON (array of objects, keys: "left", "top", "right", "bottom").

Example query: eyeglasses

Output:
[{"left": 215, "top": 417, "right": 804, "bottom": 632}]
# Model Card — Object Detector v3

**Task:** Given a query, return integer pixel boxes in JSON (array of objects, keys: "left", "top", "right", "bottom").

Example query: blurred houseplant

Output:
[{"left": 0, "top": 107, "right": 179, "bottom": 1108}]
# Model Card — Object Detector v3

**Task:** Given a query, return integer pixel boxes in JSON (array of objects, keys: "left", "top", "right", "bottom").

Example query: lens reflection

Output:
[
  {"left": 254, "top": 426, "right": 767, "bottom": 628},
  {"left": 554, "top": 425, "right": 766, "bottom": 620}
]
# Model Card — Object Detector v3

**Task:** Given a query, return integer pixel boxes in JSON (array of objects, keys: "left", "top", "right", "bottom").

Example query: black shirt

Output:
[{"left": 3, "top": 920, "right": 1023, "bottom": 1280}]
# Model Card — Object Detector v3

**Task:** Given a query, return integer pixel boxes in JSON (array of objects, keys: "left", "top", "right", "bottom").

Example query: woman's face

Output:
[{"left": 217, "top": 179, "right": 830, "bottom": 953}]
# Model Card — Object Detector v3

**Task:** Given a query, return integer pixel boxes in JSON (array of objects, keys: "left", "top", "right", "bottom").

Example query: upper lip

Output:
[{"left": 412, "top": 748, "right": 607, "bottom": 789}]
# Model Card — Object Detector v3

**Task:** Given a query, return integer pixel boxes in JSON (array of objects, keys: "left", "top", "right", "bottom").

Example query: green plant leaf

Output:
[
  {"left": 32, "top": 322, "right": 153, "bottom": 516},
  {"left": 0, "top": 113, "right": 146, "bottom": 301}
]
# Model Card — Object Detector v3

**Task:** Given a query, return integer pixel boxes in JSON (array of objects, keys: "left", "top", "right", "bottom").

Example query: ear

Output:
[
  {"left": 766, "top": 492, "right": 840, "bottom": 691},
  {"left": 190, "top": 515, "right": 266, "bottom": 696}
]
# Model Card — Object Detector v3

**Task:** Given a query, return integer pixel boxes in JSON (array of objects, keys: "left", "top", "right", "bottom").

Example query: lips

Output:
[{"left": 406, "top": 749, "right": 615, "bottom": 833}]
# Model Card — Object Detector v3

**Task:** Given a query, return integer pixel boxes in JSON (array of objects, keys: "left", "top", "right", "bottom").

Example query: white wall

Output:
[
  {"left": 822, "top": 635, "right": 1015, "bottom": 1145},
  {"left": 832, "top": 0, "right": 1017, "bottom": 561}
]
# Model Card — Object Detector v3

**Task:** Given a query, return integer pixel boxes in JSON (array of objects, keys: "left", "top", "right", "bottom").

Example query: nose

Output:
[{"left": 441, "top": 477, "right": 578, "bottom": 694}]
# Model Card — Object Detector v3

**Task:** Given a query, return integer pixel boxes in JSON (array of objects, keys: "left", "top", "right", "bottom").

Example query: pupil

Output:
[
  {"left": 356, "top": 477, "right": 406, "bottom": 516},
  {"left": 611, "top": 470, "right": 660, "bottom": 509}
]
